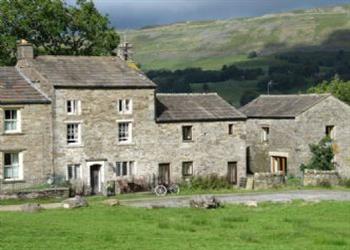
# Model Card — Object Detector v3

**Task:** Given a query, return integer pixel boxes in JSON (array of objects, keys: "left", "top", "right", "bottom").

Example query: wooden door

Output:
[
  {"left": 158, "top": 163, "right": 170, "bottom": 185},
  {"left": 227, "top": 162, "right": 237, "bottom": 184},
  {"left": 90, "top": 165, "right": 101, "bottom": 194}
]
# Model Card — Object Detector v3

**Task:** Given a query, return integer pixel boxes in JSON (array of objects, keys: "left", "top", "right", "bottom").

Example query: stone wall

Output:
[
  {"left": 253, "top": 172, "right": 285, "bottom": 190},
  {"left": 0, "top": 188, "right": 69, "bottom": 200},
  {"left": 53, "top": 88, "right": 247, "bottom": 192},
  {"left": 303, "top": 169, "right": 340, "bottom": 186},
  {"left": 0, "top": 104, "right": 53, "bottom": 184}
]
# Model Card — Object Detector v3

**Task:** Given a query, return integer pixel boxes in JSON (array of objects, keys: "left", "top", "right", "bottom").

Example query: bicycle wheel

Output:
[
  {"left": 154, "top": 185, "right": 167, "bottom": 196},
  {"left": 169, "top": 184, "right": 180, "bottom": 195}
]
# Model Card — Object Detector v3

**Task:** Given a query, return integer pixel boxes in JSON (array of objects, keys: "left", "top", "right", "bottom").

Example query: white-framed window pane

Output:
[
  {"left": 116, "top": 161, "right": 134, "bottom": 177},
  {"left": 67, "top": 164, "right": 81, "bottom": 180},
  {"left": 118, "top": 99, "right": 132, "bottom": 114},
  {"left": 4, "top": 110, "right": 18, "bottom": 132},
  {"left": 67, "top": 123, "right": 80, "bottom": 144},
  {"left": 67, "top": 100, "right": 80, "bottom": 115},
  {"left": 118, "top": 122, "right": 131, "bottom": 142},
  {"left": 4, "top": 153, "right": 20, "bottom": 179}
]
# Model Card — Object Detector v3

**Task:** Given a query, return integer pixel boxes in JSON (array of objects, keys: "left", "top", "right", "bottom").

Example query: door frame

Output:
[
  {"left": 87, "top": 161, "right": 105, "bottom": 193},
  {"left": 227, "top": 161, "right": 238, "bottom": 184}
]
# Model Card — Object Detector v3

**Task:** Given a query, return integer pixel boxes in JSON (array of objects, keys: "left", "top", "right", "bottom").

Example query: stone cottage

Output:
[
  {"left": 240, "top": 94, "right": 350, "bottom": 178},
  {"left": 0, "top": 41, "right": 247, "bottom": 193}
]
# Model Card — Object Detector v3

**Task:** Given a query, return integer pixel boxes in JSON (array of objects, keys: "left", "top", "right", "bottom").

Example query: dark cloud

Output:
[{"left": 71, "top": 0, "right": 350, "bottom": 29}]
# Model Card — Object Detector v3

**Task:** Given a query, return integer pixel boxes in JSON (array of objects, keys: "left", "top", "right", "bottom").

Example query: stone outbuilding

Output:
[{"left": 240, "top": 94, "right": 350, "bottom": 178}]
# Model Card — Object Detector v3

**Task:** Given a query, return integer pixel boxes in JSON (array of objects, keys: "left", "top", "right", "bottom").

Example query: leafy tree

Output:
[
  {"left": 240, "top": 90, "right": 259, "bottom": 106},
  {"left": 300, "top": 137, "right": 335, "bottom": 171},
  {"left": 308, "top": 76, "right": 350, "bottom": 104},
  {"left": 0, "top": 0, "right": 119, "bottom": 65}
]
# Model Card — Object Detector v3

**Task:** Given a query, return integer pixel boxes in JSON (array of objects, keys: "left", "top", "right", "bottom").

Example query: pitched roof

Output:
[
  {"left": 31, "top": 56, "right": 156, "bottom": 88},
  {"left": 0, "top": 67, "right": 50, "bottom": 104},
  {"left": 239, "top": 94, "right": 331, "bottom": 118},
  {"left": 156, "top": 93, "right": 246, "bottom": 122}
]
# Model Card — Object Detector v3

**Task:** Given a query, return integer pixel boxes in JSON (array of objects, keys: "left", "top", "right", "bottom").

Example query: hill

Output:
[{"left": 127, "top": 5, "right": 350, "bottom": 106}]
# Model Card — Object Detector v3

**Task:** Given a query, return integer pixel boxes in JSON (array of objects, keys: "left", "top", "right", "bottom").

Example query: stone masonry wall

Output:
[
  {"left": 303, "top": 169, "right": 340, "bottom": 186},
  {"left": 296, "top": 96, "right": 350, "bottom": 178},
  {"left": 0, "top": 104, "right": 53, "bottom": 184},
  {"left": 53, "top": 88, "right": 246, "bottom": 190}
]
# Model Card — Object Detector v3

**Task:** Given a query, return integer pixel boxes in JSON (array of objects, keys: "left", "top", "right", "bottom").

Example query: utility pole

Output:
[{"left": 267, "top": 80, "right": 273, "bottom": 95}]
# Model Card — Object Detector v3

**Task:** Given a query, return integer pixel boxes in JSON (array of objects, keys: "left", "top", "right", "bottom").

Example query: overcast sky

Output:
[{"left": 73, "top": 0, "right": 350, "bottom": 29}]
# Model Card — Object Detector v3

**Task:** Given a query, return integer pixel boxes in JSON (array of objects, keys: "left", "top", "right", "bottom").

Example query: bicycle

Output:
[{"left": 154, "top": 183, "right": 180, "bottom": 197}]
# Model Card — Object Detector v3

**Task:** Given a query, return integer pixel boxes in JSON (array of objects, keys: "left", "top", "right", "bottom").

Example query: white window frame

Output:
[
  {"left": 66, "top": 164, "right": 82, "bottom": 180},
  {"left": 66, "top": 122, "right": 82, "bottom": 146},
  {"left": 325, "top": 125, "right": 335, "bottom": 139},
  {"left": 115, "top": 161, "right": 135, "bottom": 177},
  {"left": 261, "top": 126, "right": 270, "bottom": 142},
  {"left": 4, "top": 109, "right": 21, "bottom": 133},
  {"left": 117, "top": 120, "right": 133, "bottom": 144},
  {"left": 118, "top": 99, "right": 133, "bottom": 114},
  {"left": 3, "top": 152, "right": 23, "bottom": 181},
  {"left": 66, "top": 100, "right": 81, "bottom": 115},
  {"left": 182, "top": 161, "right": 193, "bottom": 177}
]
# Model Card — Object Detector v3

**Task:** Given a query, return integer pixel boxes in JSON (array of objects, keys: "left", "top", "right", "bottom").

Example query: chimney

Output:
[
  {"left": 17, "top": 39, "right": 34, "bottom": 60},
  {"left": 117, "top": 42, "right": 133, "bottom": 61}
]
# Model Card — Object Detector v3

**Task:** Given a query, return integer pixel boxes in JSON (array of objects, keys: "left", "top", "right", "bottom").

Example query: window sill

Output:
[
  {"left": 182, "top": 140, "right": 194, "bottom": 143},
  {"left": 2, "top": 132, "right": 24, "bottom": 136},
  {"left": 117, "top": 142, "right": 135, "bottom": 146},
  {"left": 2, "top": 179, "right": 25, "bottom": 183},
  {"left": 66, "top": 144, "right": 84, "bottom": 148}
]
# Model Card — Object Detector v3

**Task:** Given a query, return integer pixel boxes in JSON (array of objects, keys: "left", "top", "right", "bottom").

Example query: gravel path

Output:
[
  {"left": 121, "top": 190, "right": 350, "bottom": 208},
  {"left": 1, "top": 190, "right": 350, "bottom": 211}
]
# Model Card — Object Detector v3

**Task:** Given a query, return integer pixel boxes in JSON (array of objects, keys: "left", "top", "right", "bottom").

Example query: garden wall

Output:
[
  {"left": 303, "top": 169, "right": 340, "bottom": 186},
  {"left": 253, "top": 172, "right": 285, "bottom": 190},
  {"left": 0, "top": 188, "right": 69, "bottom": 200}
]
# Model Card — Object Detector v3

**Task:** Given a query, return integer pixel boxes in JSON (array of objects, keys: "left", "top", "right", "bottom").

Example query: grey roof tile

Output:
[
  {"left": 0, "top": 67, "right": 50, "bottom": 104},
  {"left": 239, "top": 94, "right": 331, "bottom": 118},
  {"left": 156, "top": 93, "right": 246, "bottom": 122},
  {"left": 31, "top": 56, "right": 156, "bottom": 88}
]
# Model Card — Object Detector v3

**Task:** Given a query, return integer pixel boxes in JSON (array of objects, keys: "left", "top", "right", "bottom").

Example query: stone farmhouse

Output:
[
  {"left": 240, "top": 94, "right": 350, "bottom": 178},
  {"left": 0, "top": 41, "right": 246, "bottom": 194}
]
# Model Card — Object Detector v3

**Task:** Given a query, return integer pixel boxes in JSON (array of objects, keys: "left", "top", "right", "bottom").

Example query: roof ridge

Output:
[
  {"left": 156, "top": 93, "right": 218, "bottom": 96},
  {"left": 260, "top": 93, "right": 331, "bottom": 97}
]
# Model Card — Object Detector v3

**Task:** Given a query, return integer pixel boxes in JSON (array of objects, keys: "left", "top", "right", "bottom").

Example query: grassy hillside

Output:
[{"left": 128, "top": 5, "right": 350, "bottom": 71}]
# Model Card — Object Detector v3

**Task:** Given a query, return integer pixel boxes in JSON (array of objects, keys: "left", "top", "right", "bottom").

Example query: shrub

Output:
[
  {"left": 300, "top": 137, "right": 335, "bottom": 171},
  {"left": 183, "top": 174, "right": 231, "bottom": 190},
  {"left": 340, "top": 179, "right": 350, "bottom": 188}
]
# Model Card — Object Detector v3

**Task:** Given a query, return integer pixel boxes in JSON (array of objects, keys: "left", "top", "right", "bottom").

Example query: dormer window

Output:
[
  {"left": 4, "top": 109, "right": 21, "bottom": 133},
  {"left": 118, "top": 99, "right": 132, "bottom": 114},
  {"left": 67, "top": 100, "right": 81, "bottom": 115}
]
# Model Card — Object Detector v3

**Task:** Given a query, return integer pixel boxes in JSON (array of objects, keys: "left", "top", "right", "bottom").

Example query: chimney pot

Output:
[{"left": 17, "top": 39, "right": 34, "bottom": 60}]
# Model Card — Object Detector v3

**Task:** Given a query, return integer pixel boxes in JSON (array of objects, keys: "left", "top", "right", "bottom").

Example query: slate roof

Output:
[
  {"left": 156, "top": 93, "right": 246, "bottom": 122},
  {"left": 239, "top": 94, "right": 331, "bottom": 118},
  {"left": 30, "top": 56, "right": 156, "bottom": 88},
  {"left": 0, "top": 67, "right": 50, "bottom": 104}
]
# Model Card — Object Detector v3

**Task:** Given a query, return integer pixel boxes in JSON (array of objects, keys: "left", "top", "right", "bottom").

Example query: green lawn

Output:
[{"left": 0, "top": 201, "right": 349, "bottom": 249}]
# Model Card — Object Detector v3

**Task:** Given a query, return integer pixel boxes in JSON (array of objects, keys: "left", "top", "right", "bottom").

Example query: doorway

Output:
[
  {"left": 227, "top": 162, "right": 237, "bottom": 184},
  {"left": 158, "top": 163, "right": 170, "bottom": 185},
  {"left": 90, "top": 164, "right": 101, "bottom": 194}
]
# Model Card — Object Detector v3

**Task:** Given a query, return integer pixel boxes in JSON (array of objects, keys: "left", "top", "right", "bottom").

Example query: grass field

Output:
[
  {"left": 0, "top": 201, "right": 349, "bottom": 249},
  {"left": 128, "top": 5, "right": 350, "bottom": 71}
]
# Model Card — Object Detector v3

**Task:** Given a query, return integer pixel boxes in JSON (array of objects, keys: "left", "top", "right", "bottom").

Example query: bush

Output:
[
  {"left": 182, "top": 174, "right": 231, "bottom": 190},
  {"left": 300, "top": 137, "right": 335, "bottom": 172},
  {"left": 340, "top": 179, "right": 350, "bottom": 188}
]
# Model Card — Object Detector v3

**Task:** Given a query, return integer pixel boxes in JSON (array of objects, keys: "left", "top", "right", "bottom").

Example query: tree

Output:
[
  {"left": 308, "top": 75, "right": 350, "bottom": 104},
  {"left": 300, "top": 137, "right": 335, "bottom": 171},
  {"left": 202, "top": 83, "right": 209, "bottom": 93},
  {"left": 0, "top": 0, "right": 119, "bottom": 65},
  {"left": 240, "top": 90, "right": 259, "bottom": 106}
]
